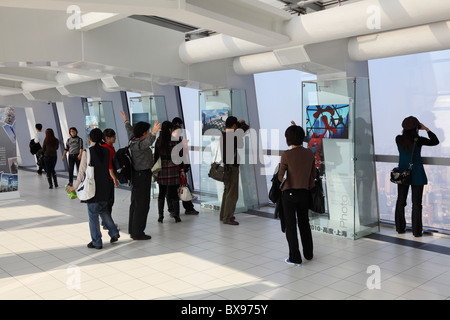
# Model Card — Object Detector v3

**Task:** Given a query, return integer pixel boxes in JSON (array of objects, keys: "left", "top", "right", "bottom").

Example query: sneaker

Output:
[
  {"left": 110, "top": 234, "right": 120, "bottom": 243},
  {"left": 185, "top": 209, "right": 199, "bottom": 215},
  {"left": 131, "top": 234, "right": 152, "bottom": 240},
  {"left": 285, "top": 258, "right": 301, "bottom": 266},
  {"left": 87, "top": 241, "right": 102, "bottom": 249},
  {"left": 223, "top": 220, "right": 239, "bottom": 225}
]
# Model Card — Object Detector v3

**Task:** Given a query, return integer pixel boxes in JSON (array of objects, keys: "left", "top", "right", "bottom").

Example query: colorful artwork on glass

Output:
[{"left": 305, "top": 104, "right": 350, "bottom": 171}]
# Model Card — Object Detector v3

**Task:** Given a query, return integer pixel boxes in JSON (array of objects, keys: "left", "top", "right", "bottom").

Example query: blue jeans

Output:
[{"left": 87, "top": 201, "right": 119, "bottom": 246}]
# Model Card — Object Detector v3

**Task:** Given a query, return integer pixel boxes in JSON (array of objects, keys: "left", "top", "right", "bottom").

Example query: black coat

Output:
[{"left": 269, "top": 164, "right": 285, "bottom": 233}]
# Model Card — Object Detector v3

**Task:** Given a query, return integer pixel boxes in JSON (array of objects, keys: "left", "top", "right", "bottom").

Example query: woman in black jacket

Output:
[{"left": 394, "top": 116, "right": 439, "bottom": 236}]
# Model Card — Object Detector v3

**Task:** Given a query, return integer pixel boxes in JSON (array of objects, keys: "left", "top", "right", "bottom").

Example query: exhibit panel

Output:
[
  {"left": 199, "top": 89, "right": 259, "bottom": 212},
  {"left": 83, "top": 101, "right": 118, "bottom": 149},
  {"left": 302, "top": 78, "right": 379, "bottom": 239},
  {"left": 129, "top": 96, "right": 168, "bottom": 126},
  {"left": 0, "top": 106, "right": 19, "bottom": 200}
]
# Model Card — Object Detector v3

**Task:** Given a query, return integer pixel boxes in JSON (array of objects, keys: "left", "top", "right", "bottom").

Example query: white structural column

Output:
[
  {"left": 348, "top": 20, "right": 450, "bottom": 61},
  {"left": 180, "top": 0, "right": 450, "bottom": 66}
]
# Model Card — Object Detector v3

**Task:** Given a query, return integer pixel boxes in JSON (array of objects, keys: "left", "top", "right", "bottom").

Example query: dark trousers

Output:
[
  {"left": 129, "top": 169, "right": 151, "bottom": 237},
  {"left": 282, "top": 189, "right": 313, "bottom": 264},
  {"left": 43, "top": 156, "right": 57, "bottom": 177},
  {"left": 68, "top": 154, "right": 81, "bottom": 184},
  {"left": 219, "top": 166, "right": 239, "bottom": 222},
  {"left": 395, "top": 184, "right": 424, "bottom": 236},
  {"left": 36, "top": 149, "right": 44, "bottom": 174},
  {"left": 159, "top": 184, "right": 180, "bottom": 218}
]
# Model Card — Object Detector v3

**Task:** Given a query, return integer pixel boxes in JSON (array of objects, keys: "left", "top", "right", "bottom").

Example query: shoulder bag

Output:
[
  {"left": 151, "top": 155, "right": 162, "bottom": 182},
  {"left": 208, "top": 146, "right": 231, "bottom": 183},
  {"left": 309, "top": 168, "right": 325, "bottom": 213},
  {"left": 390, "top": 138, "right": 417, "bottom": 185},
  {"left": 77, "top": 148, "right": 96, "bottom": 201},
  {"left": 178, "top": 175, "right": 193, "bottom": 201}
]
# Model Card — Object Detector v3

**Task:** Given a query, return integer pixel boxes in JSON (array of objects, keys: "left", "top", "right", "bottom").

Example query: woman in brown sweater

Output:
[
  {"left": 278, "top": 125, "right": 316, "bottom": 266},
  {"left": 42, "top": 128, "right": 59, "bottom": 188}
]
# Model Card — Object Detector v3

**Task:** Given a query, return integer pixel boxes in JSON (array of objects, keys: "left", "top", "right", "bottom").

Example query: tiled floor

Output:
[{"left": 0, "top": 169, "right": 449, "bottom": 300}]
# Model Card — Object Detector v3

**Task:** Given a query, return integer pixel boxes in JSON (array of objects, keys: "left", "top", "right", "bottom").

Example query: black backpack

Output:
[
  {"left": 29, "top": 139, "right": 41, "bottom": 155},
  {"left": 112, "top": 146, "right": 132, "bottom": 185}
]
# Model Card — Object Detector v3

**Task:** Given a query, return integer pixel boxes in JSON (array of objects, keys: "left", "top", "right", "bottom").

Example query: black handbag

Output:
[
  {"left": 390, "top": 139, "right": 417, "bottom": 185},
  {"left": 309, "top": 168, "right": 325, "bottom": 213},
  {"left": 269, "top": 164, "right": 282, "bottom": 203},
  {"left": 208, "top": 162, "right": 230, "bottom": 182},
  {"left": 208, "top": 148, "right": 231, "bottom": 183}
]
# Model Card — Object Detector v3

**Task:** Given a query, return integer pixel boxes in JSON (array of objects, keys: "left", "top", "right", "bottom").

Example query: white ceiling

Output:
[{"left": 0, "top": 0, "right": 449, "bottom": 102}]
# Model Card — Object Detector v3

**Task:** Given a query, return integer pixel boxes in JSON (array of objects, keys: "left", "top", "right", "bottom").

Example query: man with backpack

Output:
[
  {"left": 120, "top": 111, "right": 161, "bottom": 240},
  {"left": 32, "top": 123, "right": 45, "bottom": 176}
]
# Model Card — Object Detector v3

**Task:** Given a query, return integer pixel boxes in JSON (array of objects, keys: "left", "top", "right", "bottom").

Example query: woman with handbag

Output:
[
  {"left": 394, "top": 116, "right": 439, "bottom": 236},
  {"left": 154, "top": 121, "right": 184, "bottom": 223},
  {"left": 278, "top": 125, "right": 316, "bottom": 266},
  {"left": 67, "top": 128, "right": 120, "bottom": 249}
]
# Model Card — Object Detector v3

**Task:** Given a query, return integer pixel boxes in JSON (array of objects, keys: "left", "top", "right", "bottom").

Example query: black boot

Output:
[
  {"left": 47, "top": 177, "right": 53, "bottom": 189},
  {"left": 171, "top": 199, "right": 181, "bottom": 223},
  {"left": 52, "top": 173, "right": 58, "bottom": 188},
  {"left": 158, "top": 198, "right": 165, "bottom": 223}
]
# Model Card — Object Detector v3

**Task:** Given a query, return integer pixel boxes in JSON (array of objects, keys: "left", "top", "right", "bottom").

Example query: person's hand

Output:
[
  {"left": 419, "top": 123, "right": 429, "bottom": 131},
  {"left": 120, "top": 110, "right": 128, "bottom": 122},
  {"left": 61, "top": 156, "right": 65, "bottom": 162},
  {"left": 151, "top": 121, "right": 161, "bottom": 135},
  {"left": 291, "top": 121, "right": 296, "bottom": 126},
  {"left": 113, "top": 178, "right": 119, "bottom": 188},
  {"left": 66, "top": 186, "right": 76, "bottom": 193}
]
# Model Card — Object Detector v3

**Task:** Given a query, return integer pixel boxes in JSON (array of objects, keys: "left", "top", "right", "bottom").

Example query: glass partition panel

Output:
[
  {"left": 354, "top": 78, "right": 380, "bottom": 236},
  {"left": 129, "top": 95, "right": 168, "bottom": 198},
  {"left": 199, "top": 89, "right": 259, "bottom": 212},
  {"left": 129, "top": 96, "right": 168, "bottom": 125},
  {"left": 302, "top": 78, "right": 379, "bottom": 239},
  {"left": 83, "top": 101, "right": 118, "bottom": 149}
]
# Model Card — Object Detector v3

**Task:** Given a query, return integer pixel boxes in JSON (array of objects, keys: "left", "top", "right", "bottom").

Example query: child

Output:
[{"left": 101, "top": 128, "right": 119, "bottom": 230}]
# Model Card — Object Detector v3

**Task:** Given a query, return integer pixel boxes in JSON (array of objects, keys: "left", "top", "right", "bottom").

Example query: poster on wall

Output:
[
  {"left": 201, "top": 109, "right": 228, "bottom": 135},
  {"left": 305, "top": 104, "right": 349, "bottom": 173},
  {"left": 85, "top": 115, "right": 99, "bottom": 136},
  {"left": 0, "top": 106, "right": 19, "bottom": 199}
]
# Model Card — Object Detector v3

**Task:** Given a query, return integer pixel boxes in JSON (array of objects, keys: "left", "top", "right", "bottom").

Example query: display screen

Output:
[{"left": 305, "top": 104, "right": 349, "bottom": 140}]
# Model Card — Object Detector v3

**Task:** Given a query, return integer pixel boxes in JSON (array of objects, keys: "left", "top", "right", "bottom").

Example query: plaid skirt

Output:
[{"left": 157, "top": 159, "right": 181, "bottom": 185}]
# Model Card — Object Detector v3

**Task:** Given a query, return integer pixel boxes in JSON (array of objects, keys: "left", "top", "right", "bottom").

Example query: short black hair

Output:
[
  {"left": 285, "top": 125, "right": 305, "bottom": 146},
  {"left": 133, "top": 121, "right": 151, "bottom": 138},
  {"left": 69, "top": 127, "right": 78, "bottom": 134},
  {"left": 35, "top": 123, "right": 42, "bottom": 131},
  {"left": 89, "top": 128, "right": 103, "bottom": 144},
  {"left": 225, "top": 116, "right": 238, "bottom": 129},
  {"left": 172, "top": 117, "right": 183, "bottom": 126},
  {"left": 103, "top": 128, "right": 116, "bottom": 138}
]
